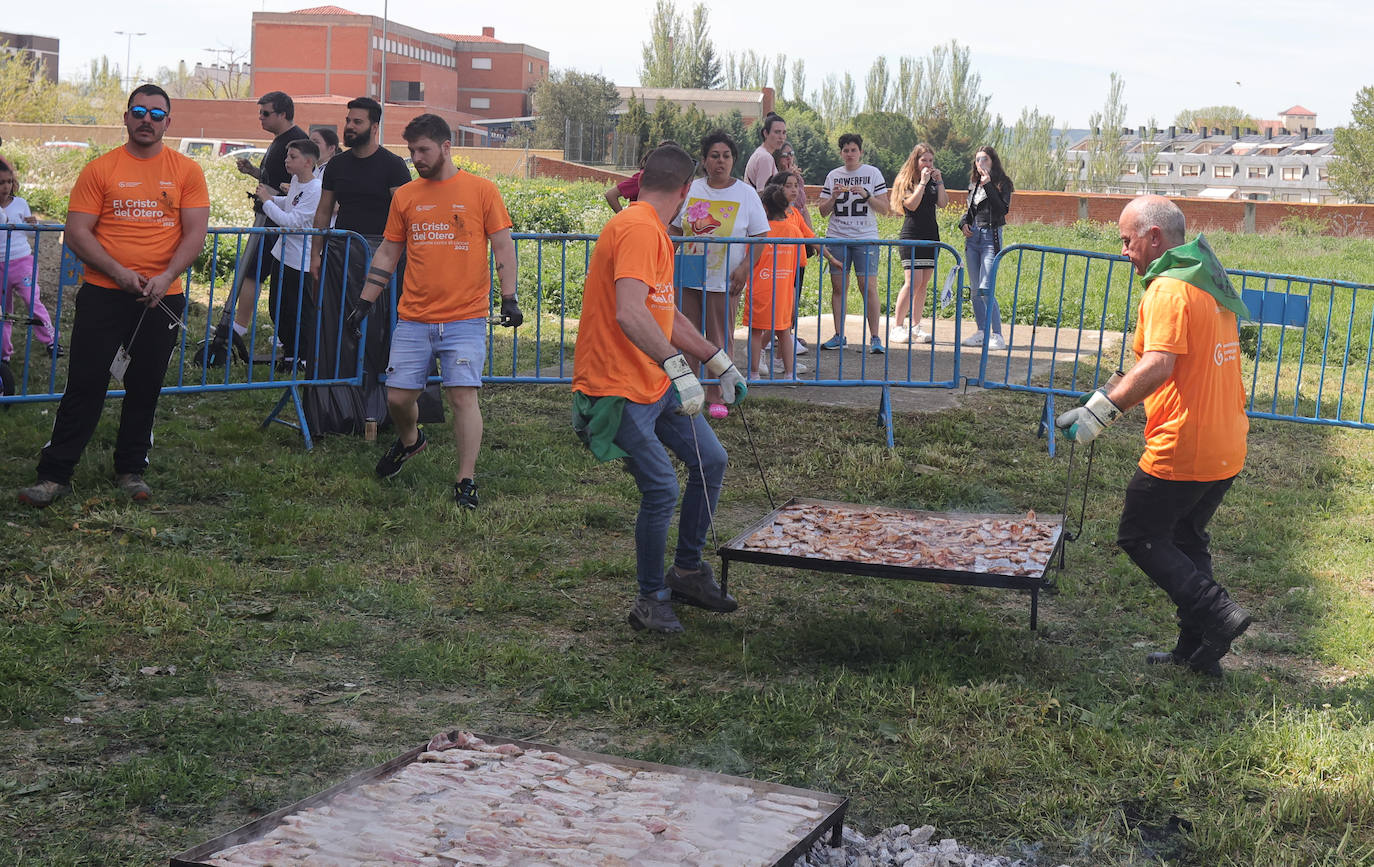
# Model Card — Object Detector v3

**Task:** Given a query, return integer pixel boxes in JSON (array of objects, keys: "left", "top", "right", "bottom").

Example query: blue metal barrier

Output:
[
  {"left": 493, "top": 233, "right": 967, "bottom": 445},
  {"left": 15, "top": 223, "right": 1368, "bottom": 454},
  {"left": 1, "top": 223, "right": 374, "bottom": 449},
  {"left": 973, "top": 243, "right": 1374, "bottom": 454}
]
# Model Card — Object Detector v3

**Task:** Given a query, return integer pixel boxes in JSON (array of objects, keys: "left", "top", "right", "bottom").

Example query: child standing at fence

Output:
[
  {"left": 0, "top": 157, "right": 57, "bottom": 363},
  {"left": 746, "top": 181, "right": 812, "bottom": 379},
  {"left": 254, "top": 139, "right": 322, "bottom": 371}
]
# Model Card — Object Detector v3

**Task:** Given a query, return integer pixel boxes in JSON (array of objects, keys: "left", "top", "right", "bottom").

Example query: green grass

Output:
[{"left": 2, "top": 380, "right": 1373, "bottom": 866}]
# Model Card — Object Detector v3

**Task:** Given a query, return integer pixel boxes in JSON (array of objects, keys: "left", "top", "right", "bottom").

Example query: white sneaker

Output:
[
  {"left": 792, "top": 360, "right": 810, "bottom": 375},
  {"left": 914, "top": 328, "right": 933, "bottom": 344},
  {"left": 988, "top": 333, "right": 1007, "bottom": 351},
  {"left": 793, "top": 337, "right": 808, "bottom": 356},
  {"left": 768, "top": 356, "right": 785, "bottom": 374},
  {"left": 960, "top": 330, "right": 985, "bottom": 347},
  {"left": 889, "top": 325, "right": 911, "bottom": 344}
]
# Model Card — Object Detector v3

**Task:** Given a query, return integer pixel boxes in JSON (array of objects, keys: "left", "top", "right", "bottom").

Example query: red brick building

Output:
[{"left": 249, "top": 6, "right": 548, "bottom": 122}]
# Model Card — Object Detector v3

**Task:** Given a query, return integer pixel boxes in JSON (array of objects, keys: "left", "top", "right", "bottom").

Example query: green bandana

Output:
[{"left": 1140, "top": 234, "right": 1249, "bottom": 321}]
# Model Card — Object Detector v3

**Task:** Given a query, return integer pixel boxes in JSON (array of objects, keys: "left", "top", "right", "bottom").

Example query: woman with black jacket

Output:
[{"left": 957, "top": 145, "right": 1013, "bottom": 350}]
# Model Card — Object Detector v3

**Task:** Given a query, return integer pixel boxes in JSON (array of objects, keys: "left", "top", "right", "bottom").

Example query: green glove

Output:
[
  {"left": 704, "top": 349, "right": 748, "bottom": 406},
  {"left": 662, "top": 353, "right": 704, "bottom": 416},
  {"left": 1056, "top": 389, "right": 1122, "bottom": 444}
]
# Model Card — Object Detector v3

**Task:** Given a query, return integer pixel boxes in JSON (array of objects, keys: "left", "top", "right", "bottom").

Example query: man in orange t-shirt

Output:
[
  {"left": 19, "top": 84, "right": 209, "bottom": 508},
  {"left": 572, "top": 144, "right": 748, "bottom": 634},
  {"left": 1057, "top": 195, "right": 1251, "bottom": 676},
  {"left": 346, "top": 114, "right": 519, "bottom": 509}
]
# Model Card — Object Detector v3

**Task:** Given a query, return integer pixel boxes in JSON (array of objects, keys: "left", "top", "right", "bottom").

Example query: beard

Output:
[
  {"left": 414, "top": 161, "right": 441, "bottom": 179},
  {"left": 343, "top": 124, "right": 373, "bottom": 148}
]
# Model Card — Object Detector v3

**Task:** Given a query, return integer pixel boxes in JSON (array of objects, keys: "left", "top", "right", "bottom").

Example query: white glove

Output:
[
  {"left": 1055, "top": 389, "right": 1122, "bottom": 444},
  {"left": 663, "top": 353, "right": 704, "bottom": 416},
  {"left": 704, "top": 349, "right": 748, "bottom": 406}
]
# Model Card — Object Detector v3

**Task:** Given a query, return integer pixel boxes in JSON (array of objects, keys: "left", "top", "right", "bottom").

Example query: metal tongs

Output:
[{"left": 1057, "top": 370, "right": 1122, "bottom": 566}]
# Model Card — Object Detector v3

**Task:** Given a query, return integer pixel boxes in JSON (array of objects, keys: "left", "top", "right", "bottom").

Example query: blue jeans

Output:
[
  {"left": 964, "top": 226, "right": 1002, "bottom": 336},
  {"left": 386, "top": 318, "right": 485, "bottom": 389},
  {"left": 613, "top": 389, "right": 728, "bottom": 599}
]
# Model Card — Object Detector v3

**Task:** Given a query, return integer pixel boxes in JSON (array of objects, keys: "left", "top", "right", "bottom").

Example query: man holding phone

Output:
[{"left": 819, "top": 133, "right": 890, "bottom": 354}]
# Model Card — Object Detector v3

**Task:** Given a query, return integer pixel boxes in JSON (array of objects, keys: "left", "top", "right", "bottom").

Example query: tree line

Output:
[
  {"left": 0, "top": 49, "right": 250, "bottom": 128},
  {"left": 535, "top": 0, "right": 1374, "bottom": 201}
]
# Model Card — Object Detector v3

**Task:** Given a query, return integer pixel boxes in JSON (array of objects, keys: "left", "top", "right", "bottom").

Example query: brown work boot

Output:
[
  {"left": 627, "top": 595, "right": 684, "bottom": 634},
  {"left": 666, "top": 562, "right": 738, "bottom": 613}
]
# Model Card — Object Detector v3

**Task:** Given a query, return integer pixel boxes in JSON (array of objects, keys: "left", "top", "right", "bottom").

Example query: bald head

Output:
[{"left": 1118, "top": 195, "right": 1186, "bottom": 276}]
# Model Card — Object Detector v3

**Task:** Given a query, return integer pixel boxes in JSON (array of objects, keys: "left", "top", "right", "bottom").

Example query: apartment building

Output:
[{"left": 1065, "top": 106, "right": 1340, "bottom": 203}]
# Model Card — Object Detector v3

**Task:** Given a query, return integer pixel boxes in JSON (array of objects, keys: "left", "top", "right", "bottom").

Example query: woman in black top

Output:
[
  {"left": 889, "top": 143, "right": 947, "bottom": 344},
  {"left": 957, "top": 145, "right": 1014, "bottom": 350}
]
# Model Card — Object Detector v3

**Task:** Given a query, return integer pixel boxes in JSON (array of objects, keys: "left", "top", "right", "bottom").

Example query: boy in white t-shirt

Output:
[
  {"left": 254, "top": 138, "right": 322, "bottom": 370},
  {"left": 819, "top": 133, "right": 891, "bottom": 353}
]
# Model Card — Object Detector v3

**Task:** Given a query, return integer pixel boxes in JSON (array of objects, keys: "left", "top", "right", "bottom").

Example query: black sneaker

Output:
[
  {"left": 454, "top": 477, "right": 478, "bottom": 509},
  {"left": 666, "top": 562, "right": 738, "bottom": 613},
  {"left": 375, "top": 429, "right": 428, "bottom": 478},
  {"left": 627, "top": 595, "right": 684, "bottom": 633}
]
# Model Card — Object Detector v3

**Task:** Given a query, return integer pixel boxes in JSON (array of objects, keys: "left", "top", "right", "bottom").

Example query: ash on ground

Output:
[{"left": 796, "top": 824, "right": 1066, "bottom": 867}]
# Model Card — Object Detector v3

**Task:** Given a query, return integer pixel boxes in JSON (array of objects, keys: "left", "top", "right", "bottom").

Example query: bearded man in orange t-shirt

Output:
[
  {"left": 19, "top": 84, "right": 209, "bottom": 508},
  {"left": 345, "top": 113, "right": 520, "bottom": 510},
  {"left": 1057, "top": 195, "right": 1251, "bottom": 677}
]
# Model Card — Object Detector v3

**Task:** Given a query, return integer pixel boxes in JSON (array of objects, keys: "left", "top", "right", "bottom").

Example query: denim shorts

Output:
[
  {"left": 385, "top": 318, "right": 485, "bottom": 389},
  {"left": 827, "top": 242, "right": 879, "bottom": 277}
]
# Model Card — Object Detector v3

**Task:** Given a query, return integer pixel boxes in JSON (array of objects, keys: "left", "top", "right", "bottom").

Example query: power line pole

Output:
[{"left": 114, "top": 30, "right": 147, "bottom": 89}]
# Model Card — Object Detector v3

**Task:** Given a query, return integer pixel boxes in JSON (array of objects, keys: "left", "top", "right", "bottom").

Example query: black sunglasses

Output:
[
  {"left": 683, "top": 159, "right": 700, "bottom": 186},
  {"left": 129, "top": 106, "right": 168, "bottom": 121}
]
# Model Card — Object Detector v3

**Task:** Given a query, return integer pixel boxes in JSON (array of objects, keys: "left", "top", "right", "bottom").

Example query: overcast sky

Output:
[{"left": 8, "top": 0, "right": 1368, "bottom": 129}]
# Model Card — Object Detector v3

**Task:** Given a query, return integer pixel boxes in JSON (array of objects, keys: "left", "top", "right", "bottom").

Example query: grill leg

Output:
[
  {"left": 720, "top": 557, "right": 729, "bottom": 597},
  {"left": 1030, "top": 587, "right": 1039, "bottom": 631},
  {"left": 828, "top": 805, "right": 847, "bottom": 847}
]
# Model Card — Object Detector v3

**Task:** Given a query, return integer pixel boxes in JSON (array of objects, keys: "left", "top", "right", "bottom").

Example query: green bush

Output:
[
  {"left": 1277, "top": 213, "right": 1331, "bottom": 237},
  {"left": 22, "top": 187, "right": 68, "bottom": 221}
]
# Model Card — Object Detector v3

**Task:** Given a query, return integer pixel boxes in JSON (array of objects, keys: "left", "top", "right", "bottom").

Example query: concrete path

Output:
[{"left": 733, "top": 314, "right": 1125, "bottom": 413}]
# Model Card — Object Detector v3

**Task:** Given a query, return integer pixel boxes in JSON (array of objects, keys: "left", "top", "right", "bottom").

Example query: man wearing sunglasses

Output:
[
  {"left": 202, "top": 91, "right": 306, "bottom": 367},
  {"left": 19, "top": 85, "right": 209, "bottom": 507}
]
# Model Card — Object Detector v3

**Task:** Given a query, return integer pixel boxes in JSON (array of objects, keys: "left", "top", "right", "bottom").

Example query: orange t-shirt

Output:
[
  {"left": 746, "top": 215, "right": 812, "bottom": 331},
  {"left": 1132, "top": 276, "right": 1248, "bottom": 481},
  {"left": 383, "top": 171, "right": 513, "bottom": 323},
  {"left": 573, "top": 202, "right": 677, "bottom": 404},
  {"left": 67, "top": 145, "right": 210, "bottom": 295}
]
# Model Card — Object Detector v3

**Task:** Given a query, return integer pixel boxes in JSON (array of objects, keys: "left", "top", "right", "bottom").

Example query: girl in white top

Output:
[
  {"left": 0, "top": 157, "right": 57, "bottom": 363},
  {"left": 309, "top": 129, "right": 340, "bottom": 227},
  {"left": 670, "top": 130, "right": 769, "bottom": 416}
]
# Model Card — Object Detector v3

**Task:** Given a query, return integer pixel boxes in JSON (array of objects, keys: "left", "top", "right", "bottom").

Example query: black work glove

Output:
[
  {"left": 344, "top": 297, "right": 375, "bottom": 341},
  {"left": 499, "top": 296, "right": 523, "bottom": 328}
]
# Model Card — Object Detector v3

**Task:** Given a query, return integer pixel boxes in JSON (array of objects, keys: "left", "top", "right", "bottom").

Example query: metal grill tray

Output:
[
  {"left": 718, "top": 497, "right": 1064, "bottom": 629},
  {"left": 171, "top": 731, "right": 848, "bottom": 867}
]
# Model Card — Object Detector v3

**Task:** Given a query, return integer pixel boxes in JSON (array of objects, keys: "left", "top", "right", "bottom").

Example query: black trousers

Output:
[
  {"left": 37, "top": 284, "right": 185, "bottom": 484},
  {"left": 1116, "top": 468, "right": 1238, "bottom": 626},
  {"left": 269, "top": 263, "right": 313, "bottom": 361}
]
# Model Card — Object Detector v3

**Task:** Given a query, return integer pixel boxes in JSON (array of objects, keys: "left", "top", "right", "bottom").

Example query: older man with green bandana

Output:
[{"left": 1057, "top": 195, "right": 1251, "bottom": 677}]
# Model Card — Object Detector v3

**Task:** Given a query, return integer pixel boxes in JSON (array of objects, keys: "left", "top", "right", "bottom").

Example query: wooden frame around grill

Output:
[{"left": 718, "top": 498, "right": 1064, "bottom": 630}]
